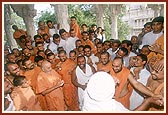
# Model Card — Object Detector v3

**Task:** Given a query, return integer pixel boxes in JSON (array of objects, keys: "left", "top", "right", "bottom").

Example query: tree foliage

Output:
[
  {"left": 34, "top": 10, "right": 57, "bottom": 27},
  {"left": 68, "top": 4, "right": 96, "bottom": 28},
  {"left": 15, "top": 4, "right": 129, "bottom": 41}
]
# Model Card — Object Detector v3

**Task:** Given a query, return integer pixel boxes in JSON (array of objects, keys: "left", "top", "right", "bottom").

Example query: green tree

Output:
[
  {"left": 68, "top": 4, "right": 96, "bottom": 28},
  {"left": 103, "top": 4, "right": 130, "bottom": 41},
  {"left": 34, "top": 10, "right": 57, "bottom": 27},
  {"left": 118, "top": 5, "right": 130, "bottom": 41}
]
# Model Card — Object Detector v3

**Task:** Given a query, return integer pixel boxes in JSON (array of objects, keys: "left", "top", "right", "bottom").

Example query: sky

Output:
[{"left": 34, "top": 4, "right": 54, "bottom": 14}]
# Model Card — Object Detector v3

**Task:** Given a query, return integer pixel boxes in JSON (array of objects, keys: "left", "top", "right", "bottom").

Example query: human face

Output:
[
  {"left": 103, "top": 42, "right": 110, "bottom": 51},
  {"left": 82, "top": 25, "right": 87, "bottom": 32},
  {"left": 37, "top": 60, "right": 43, "bottom": 67},
  {"left": 131, "top": 37, "right": 138, "bottom": 44},
  {"left": 61, "top": 32, "right": 68, "bottom": 40},
  {"left": 111, "top": 43, "right": 119, "bottom": 52},
  {"left": 35, "top": 37, "right": 44, "bottom": 43},
  {"left": 151, "top": 67, "right": 164, "bottom": 80},
  {"left": 58, "top": 52, "right": 67, "bottom": 62},
  {"left": 96, "top": 44, "right": 103, "bottom": 53},
  {"left": 134, "top": 56, "right": 144, "bottom": 67},
  {"left": 21, "top": 79, "right": 29, "bottom": 88},
  {"left": 69, "top": 52, "right": 76, "bottom": 61},
  {"left": 44, "top": 35, "right": 50, "bottom": 43},
  {"left": 4, "top": 80, "right": 13, "bottom": 95},
  {"left": 42, "top": 62, "right": 52, "bottom": 73},
  {"left": 116, "top": 49, "right": 126, "bottom": 58},
  {"left": 39, "top": 21, "right": 45, "bottom": 30},
  {"left": 75, "top": 41, "right": 82, "bottom": 48},
  {"left": 112, "top": 59, "right": 123, "bottom": 73},
  {"left": 100, "top": 54, "right": 110, "bottom": 65},
  {"left": 144, "top": 25, "right": 152, "bottom": 32},
  {"left": 26, "top": 42, "right": 33, "bottom": 50},
  {"left": 47, "top": 55, "right": 55, "bottom": 64},
  {"left": 93, "top": 26, "right": 97, "bottom": 31},
  {"left": 47, "top": 22, "right": 53, "bottom": 28},
  {"left": 70, "top": 30, "right": 76, "bottom": 37},
  {"left": 70, "top": 18, "right": 76, "bottom": 25},
  {"left": 78, "top": 47, "right": 84, "bottom": 56},
  {"left": 7, "top": 54, "right": 16, "bottom": 63},
  {"left": 24, "top": 60, "right": 34, "bottom": 70},
  {"left": 37, "top": 43, "right": 44, "bottom": 51},
  {"left": 84, "top": 48, "right": 91, "bottom": 57},
  {"left": 140, "top": 47, "right": 150, "bottom": 56},
  {"left": 23, "top": 49, "right": 31, "bottom": 57},
  {"left": 77, "top": 57, "right": 86, "bottom": 69},
  {"left": 53, "top": 37, "right": 60, "bottom": 45},
  {"left": 7, "top": 64, "right": 21, "bottom": 76},
  {"left": 152, "top": 22, "right": 163, "bottom": 33},
  {"left": 82, "top": 33, "right": 88, "bottom": 41},
  {"left": 12, "top": 49, "right": 20, "bottom": 57}
]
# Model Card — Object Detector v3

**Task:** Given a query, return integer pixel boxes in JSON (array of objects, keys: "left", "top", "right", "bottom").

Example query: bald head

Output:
[
  {"left": 41, "top": 60, "right": 52, "bottom": 73},
  {"left": 6, "top": 62, "right": 20, "bottom": 77}
]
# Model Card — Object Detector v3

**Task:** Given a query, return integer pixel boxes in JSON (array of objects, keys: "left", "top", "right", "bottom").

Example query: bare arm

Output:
[
  {"left": 134, "top": 96, "right": 164, "bottom": 111},
  {"left": 41, "top": 80, "right": 64, "bottom": 96},
  {"left": 128, "top": 73, "right": 154, "bottom": 97}
]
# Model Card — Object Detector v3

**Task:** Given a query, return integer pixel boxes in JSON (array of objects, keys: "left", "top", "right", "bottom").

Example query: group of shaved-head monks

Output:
[{"left": 4, "top": 16, "right": 164, "bottom": 111}]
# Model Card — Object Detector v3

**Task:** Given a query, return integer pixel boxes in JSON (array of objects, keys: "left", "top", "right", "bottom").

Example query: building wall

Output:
[{"left": 122, "top": 4, "right": 155, "bottom": 40}]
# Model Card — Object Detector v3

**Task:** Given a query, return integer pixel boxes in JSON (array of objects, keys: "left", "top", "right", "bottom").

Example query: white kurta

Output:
[
  {"left": 129, "top": 67, "right": 151, "bottom": 110},
  {"left": 76, "top": 64, "right": 93, "bottom": 109},
  {"left": 48, "top": 39, "right": 65, "bottom": 54},
  {"left": 63, "top": 37, "right": 78, "bottom": 57},
  {"left": 140, "top": 31, "right": 163, "bottom": 49},
  {"left": 5, "top": 94, "right": 15, "bottom": 111},
  {"left": 85, "top": 55, "right": 99, "bottom": 70}
]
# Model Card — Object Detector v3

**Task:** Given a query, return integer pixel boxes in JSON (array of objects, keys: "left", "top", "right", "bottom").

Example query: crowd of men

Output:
[{"left": 4, "top": 15, "right": 164, "bottom": 111}]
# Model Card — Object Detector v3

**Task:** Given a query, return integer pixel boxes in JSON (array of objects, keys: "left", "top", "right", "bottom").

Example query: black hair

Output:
[{"left": 13, "top": 76, "right": 26, "bottom": 87}]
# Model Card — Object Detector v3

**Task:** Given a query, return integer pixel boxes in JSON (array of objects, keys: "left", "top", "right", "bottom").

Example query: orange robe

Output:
[
  {"left": 37, "top": 26, "right": 50, "bottom": 37},
  {"left": 36, "top": 69, "right": 65, "bottom": 111},
  {"left": 149, "top": 83, "right": 164, "bottom": 111},
  {"left": 70, "top": 23, "right": 81, "bottom": 39},
  {"left": 13, "top": 29, "right": 27, "bottom": 48},
  {"left": 11, "top": 86, "right": 42, "bottom": 111},
  {"left": 13, "top": 29, "right": 27, "bottom": 39},
  {"left": 57, "top": 59, "right": 79, "bottom": 110},
  {"left": 24, "top": 66, "right": 41, "bottom": 88},
  {"left": 110, "top": 67, "right": 133, "bottom": 109},
  {"left": 24, "top": 67, "right": 48, "bottom": 110},
  {"left": 81, "top": 39, "right": 97, "bottom": 55},
  {"left": 147, "top": 34, "right": 164, "bottom": 62},
  {"left": 97, "top": 61, "right": 113, "bottom": 73}
]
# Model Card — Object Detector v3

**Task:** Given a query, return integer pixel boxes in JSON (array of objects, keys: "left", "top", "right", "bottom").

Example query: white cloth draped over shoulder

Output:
[
  {"left": 76, "top": 64, "right": 93, "bottom": 109},
  {"left": 82, "top": 71, "right": 129, "bottom": 112}
]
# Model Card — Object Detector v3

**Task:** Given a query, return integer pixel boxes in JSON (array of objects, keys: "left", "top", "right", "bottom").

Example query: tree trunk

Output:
[
  {"left": 95, "top": 4, "right": 104, "bottom": 28},
  {"left": 22, "top": 5, "right": 37, "bottom": 38},
  {"left": 53, "top": 4, "right": 69, "bottom": 32},
  {"left": 110, "top": 4, "right": 122, "bottom": 39},
  {"left": 4, "top": 4, "right": 18, "bottom": 50},
  {"left": 10, "top": 4, "right": 37, "bottom": 40}
]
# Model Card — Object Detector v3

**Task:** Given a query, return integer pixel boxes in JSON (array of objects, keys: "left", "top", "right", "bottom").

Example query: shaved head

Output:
[{"left": 41, "top": 60, "right": 52, "bottom": 73}]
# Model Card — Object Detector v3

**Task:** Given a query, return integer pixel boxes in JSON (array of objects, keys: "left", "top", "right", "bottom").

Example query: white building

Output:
[{"left": 122, "top": 4, "right": 155, "bottom": 39}]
